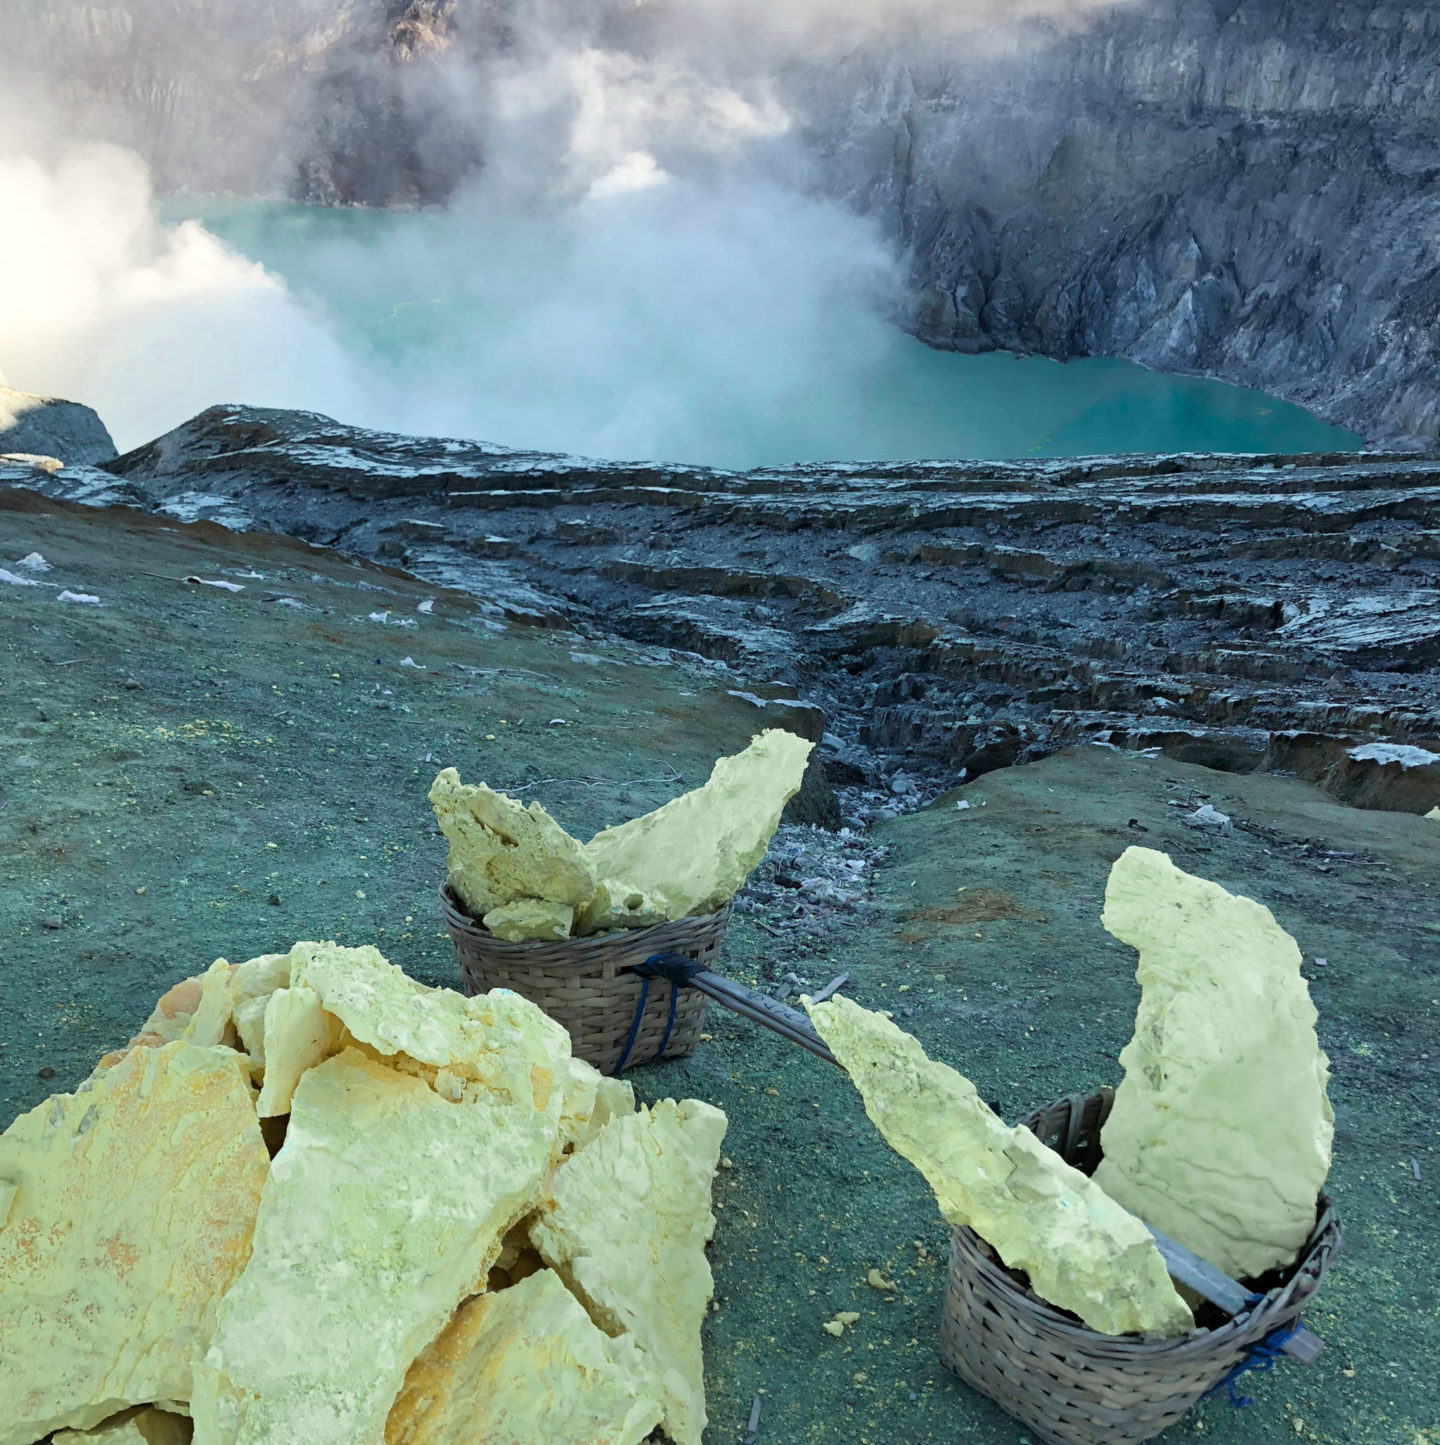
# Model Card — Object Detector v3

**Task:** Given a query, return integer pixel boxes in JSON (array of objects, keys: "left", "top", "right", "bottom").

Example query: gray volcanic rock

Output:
[
  {"left": 802, "top": 0, "right": 1440, "bottom": 448},
  {"left": 0, "top": 387, "right": 117, "bottom": 467},
  {"left": 93, "top": 404, "right": 1440, "bottom": 816}
]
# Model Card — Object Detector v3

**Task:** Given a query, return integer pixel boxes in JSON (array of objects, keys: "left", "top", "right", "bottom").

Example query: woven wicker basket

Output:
[
  {"left": 440, "top": 884, "right": 726, "bottom": 1074},
  {"left": 939, "top": 1088, "right": 1341, "bottom": 1445}
]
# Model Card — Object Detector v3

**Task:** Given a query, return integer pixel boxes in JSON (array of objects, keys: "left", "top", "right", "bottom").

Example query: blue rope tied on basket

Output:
[
  {"left": 1204, "top": 1296, "right": 1304, "bottom": 1409},
  {"left": 611, "top": 953, "right": 707, "bottom": 1075}
]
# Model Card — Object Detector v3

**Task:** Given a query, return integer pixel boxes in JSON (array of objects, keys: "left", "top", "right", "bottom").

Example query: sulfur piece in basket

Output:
[
  {"left": 430, "top": 767, "right": 597, "bottom": 919},
  {"left": 576, "top": 878, "right": 670, "bottom": 935},
  {"left": 581, "top": 728, "right": 813, "bottom": 925},
  {"left": 52, "top": 1407, "right": 192, "bottom": 1444},
  {"left": 190, "top": 1042, "right": 564, "bottom": 1445},
  {"left": 805, "top": 994, "right": 1193, "bottom": 1339},
  {"left": 0, "top": 1043, "right": 269, "bottom": 1445},
  {"left": 529, "top": 1098, "right": 728, "bottom": 1445},
  {"left": 384, "top": 1267, "right": 661, "bottom": 1445},
  {"left": 1094, "top": 847, "right": 1334, "bottom": 1281},
  {"left": 483, "top": 897, "right": 578, "bottom": 942}
]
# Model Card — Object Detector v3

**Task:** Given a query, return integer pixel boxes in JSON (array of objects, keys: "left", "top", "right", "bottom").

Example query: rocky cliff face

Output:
[
  {"left": 801, "top": 0, "right": 1440, "bottom": 447},
  {"left": 6, "top": 0, "right": 1439, "bottom": 441}
]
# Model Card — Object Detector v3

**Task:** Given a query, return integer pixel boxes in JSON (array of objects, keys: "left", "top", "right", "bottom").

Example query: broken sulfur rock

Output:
[
  {"left": 429, "top": 768, "right": 597, "bottom": 919},
  {"left": 805, "top": 994, "right": 1193, "bottom": 1338},
  {"left": 582, "top": 728, "right": 813, "bottom": 922},
  {"left": 191, "top": 1044, "right": 564, "bottom": 1445},
  {"left": 483, "top": 897, "right": 577, "bottom": 942},
  {"left": 0, "top": 1043, "right": 268, "bottom": 1445},
  {"left": 1094, "top": 847, "right": 1334, "bottom": 1281},
  {"left": 384, "top": 1268, "right": 661, "bottom": 1445},
  {"left": 530, "top": 1098, "right": 729, "bottom": 1445}
]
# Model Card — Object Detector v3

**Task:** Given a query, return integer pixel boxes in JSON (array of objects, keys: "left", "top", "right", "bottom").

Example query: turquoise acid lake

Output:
[{"left": 177, "top": 200, "right": 1362, "bottom": 470}]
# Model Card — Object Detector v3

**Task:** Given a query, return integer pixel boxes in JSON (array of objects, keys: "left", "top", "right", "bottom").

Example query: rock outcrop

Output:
[
  {"left": 87, "top": 404, "right": 1440, "bottom": 817},
  {"left": 0, "top": 386, "right": 117, "bottom": 467}
]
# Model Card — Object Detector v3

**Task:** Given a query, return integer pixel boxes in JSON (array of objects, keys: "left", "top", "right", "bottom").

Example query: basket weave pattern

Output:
[
  {"left": 938, "top": 1089, "right": 1341, "bottom": 1445},
  {"left": 440, "top": 884, "right": 726, "bottom": 1074}
]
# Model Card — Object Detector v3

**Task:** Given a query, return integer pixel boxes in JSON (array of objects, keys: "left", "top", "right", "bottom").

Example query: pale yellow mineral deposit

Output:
[
  {"left": 1426, "top": 806, "right": 1440, "bottom": 821},
  {"left": 284, "top": 941, "right": 570, "bottom": 1107},
  {"left": 582, "top": 729, "right": 813, "bottom": 921},
  {"left": 227, "top": 954, "right": 293, "bottom": 1074},
  {"left": 1093, "top": 847, "right": 1334, "bottom": 1281},
  {"left": 254, "top": 984, "right": 344, "bottom": 1118},
  {"left": 805, "top": 994, "right": 1192, "bottom": 1338},
  {"left": 429, "top": 767, "right": 597, "bottom": 918},
  {"left": 384, "top": 1268, "right": 662, "bottom": 1445},
  {"left": 53, "top": 1406, "right": 193, "bottom": 1444},
  {"left": 557, "top": 1056, "right": 636, "bottom": 1157},
  {"left": 483, "top": 897, "right": 577, "bottom": 942},
  {"left": 191, "top": 1044, "right": 564, "bottom": 1445},
  {"left": 0, "top": 1043, "right": 268, "bottom": 1445},
  {"left": 575, "top": 877, "right": 670, "bottom": 935},
  {"left": 529, "top": 1098, "right": 728, "bottom": 1445}
]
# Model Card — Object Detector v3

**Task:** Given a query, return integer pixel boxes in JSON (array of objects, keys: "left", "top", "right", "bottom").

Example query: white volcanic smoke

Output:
[{"left": 0, "top": 0, "right": 1133, "bottom": 459}]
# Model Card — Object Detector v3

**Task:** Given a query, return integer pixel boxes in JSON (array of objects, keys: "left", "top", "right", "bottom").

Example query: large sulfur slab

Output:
[
  {"left": 582, "top": 729, "right": 813, "bottom": 922},
  {"left": 384, "top": 1268, "right": 661, "bottom": 1445},
  {"left": 1093, "top": 847, "right": 1334, "bottom": 1281},
  {"left": 190, "top": 1045, "right": 564, "bottom": 1445},
  {"left": 806, "top": 995, "right": 1192, "bottom": 1339},
  {"left": 283, "top": 941, "right": 570, "bottom": 1108},
  {"left": 529, "top": 1099, "right": 727, "bottom": 1445},
  {"left": 0, "top": 1043, "right": 268, "bottom": 1444},
  {"left": 54, "top": 1406, "right": 193, "bottom": 1444},
  {"left": 429, "top": 767, "right": 596, "bottom": 919}
]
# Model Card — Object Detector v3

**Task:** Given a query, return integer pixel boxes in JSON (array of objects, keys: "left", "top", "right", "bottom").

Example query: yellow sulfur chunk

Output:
[
  {"left": 1426, "top": 806, "right": 1440, "bottom": 821},
  {"left": 285, "top": 941, "right": 570, "bottom": 1107},
  {"left": 429, "top": 768, "right": 596, "bottom": 919},
  {"left": 556, "top": 1057, "right": 636, "bottom": 1158},
  {"left": 483, "top": 897, "right": 576, "bottom": 942},
  {"left": 227, "top": 954, "right": 293, "bottom": 1078},
  {"left": 254, "top": 985, "right": 344, "bottom": 1118},
  {"left": 53, "top": 1406, "right": 192, "bottom": 1444},
  {"left": 1094, "top": 847, "right": 1335, "bottom": 1281},
  {"left": 384, "top": 1268, "right": 662, "bottom": 1445},
  {"left": 582, "top": 729, "right": 813, "bottom": 923},
  {"left": 190, "top": 1045, "right": 564, "bottom": 1445},
  {"left": 0, "top": 1043, "right": 268, "bottom": 1444},
  {"left": 231, "top": 996, "right": 270, "bottom": 1080},
  {"left": 805, "top": 994, "right": 1192, "bottom": 1339},
  {"left": 529, "top": 1098, "right": 727, "bottom": 1445},
  {"left": 575, "top": 878, "right": 670, "bottom": 936}
]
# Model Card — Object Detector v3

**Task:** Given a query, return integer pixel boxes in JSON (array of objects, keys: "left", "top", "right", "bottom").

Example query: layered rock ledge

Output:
[{"left": 48, "top": 405, "right": 1433, "bottom": 817}]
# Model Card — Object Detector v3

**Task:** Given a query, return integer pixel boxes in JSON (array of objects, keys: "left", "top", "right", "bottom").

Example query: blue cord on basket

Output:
[
  {"left": 1204, "top": 1296, "right": 1303, "bottom": 1409},
  {"left": 611, "top": 976, "right": 650, "bottom": 1075}
]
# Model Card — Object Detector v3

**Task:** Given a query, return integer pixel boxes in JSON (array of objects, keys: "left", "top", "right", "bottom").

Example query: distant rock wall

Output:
[
  {"left": 800, "top": 0, "right": 1440, "bottom": 447},
  {"left": 5, "top": 0, "right": 1439, "bottom": 441}
]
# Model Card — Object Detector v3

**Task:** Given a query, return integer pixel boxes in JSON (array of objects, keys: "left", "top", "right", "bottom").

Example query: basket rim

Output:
[{"left": 439, "top": 882, "right": 731, "bottom": 965}]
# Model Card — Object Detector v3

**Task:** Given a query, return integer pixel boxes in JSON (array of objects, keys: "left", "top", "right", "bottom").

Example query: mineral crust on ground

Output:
[
  {"left": 0, "top": 1043, "right": 268, "bottom": 1445},
  {"left": 530, "top": 1098, "right": 729, "bottom": 1445},
  {"left": 805, "top": 994, "right": 1193, "bottom": 1338},
  {"left": 384, "top": 1268, "right": 661, "bottom": 1445},
  {"left": 429, "top": 768, "right": 597, "bottom": 919},
  {"left": 1094, "top": 847, "right": 1334, "bottom": 1281},
  {"left": 582, "top": 728, "right": 813, "bottom": 922}
]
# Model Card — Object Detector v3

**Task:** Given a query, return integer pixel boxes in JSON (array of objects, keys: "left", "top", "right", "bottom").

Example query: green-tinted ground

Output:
[{"left": 2, "top": 490, "right": 1436, "bottom": 1444}]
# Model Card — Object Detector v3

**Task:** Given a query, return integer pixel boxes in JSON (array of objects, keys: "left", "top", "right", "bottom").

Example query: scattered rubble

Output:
[
  {"left": 1094, "top": 848, "right": 1335, "bottom": 1281},
  {"left": 805, "top": 994, "right": 1193, "bottom": 1338}
]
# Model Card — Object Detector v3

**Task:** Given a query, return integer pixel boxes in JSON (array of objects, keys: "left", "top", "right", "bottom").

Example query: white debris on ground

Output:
[
  {"left": 56, "top": 590, "right": 101, "bottom": 605},
  {"left": 16, "top": 551, "right": 50, "bottom": 571},
  {"left": 1346, "top": 741, "right": 1440, "bottom": 770},
  {"left": 0, "top": 943, "right": 726, "bottom": 1445},
  {"left": 1182, "top": 802, "right": 1234, "bottom": 835}
]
